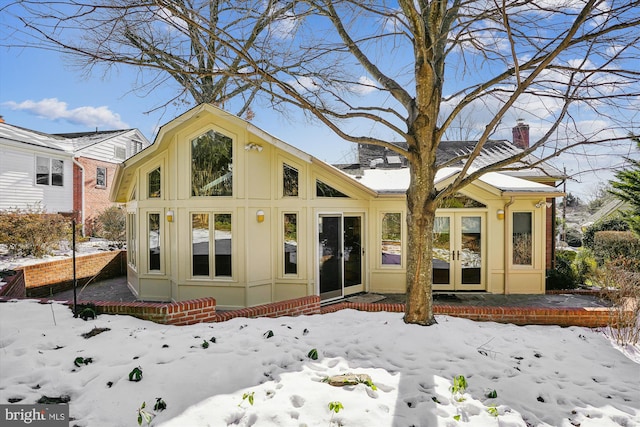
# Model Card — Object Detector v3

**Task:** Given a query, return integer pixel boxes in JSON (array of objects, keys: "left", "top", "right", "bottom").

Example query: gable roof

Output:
[
  {"left": 0, "top": 122, "right": 149, "bottom": 159},
  {"left": 0, "top": 122, "right": 73, "bottom": 153},
  {"left": 110, "top": 103, "right": 378, "bottom": 203},
  {"left": 54, "top": 129, "right": 147, "bottom": 153}
]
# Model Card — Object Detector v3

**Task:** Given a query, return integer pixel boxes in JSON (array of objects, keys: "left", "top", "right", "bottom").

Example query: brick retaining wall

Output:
[
  {"left": 320, "top": 301, "right": 615, "bottom": 328},
  {"left": 20, "top": 251, "right": 125, "bottom": 298}
]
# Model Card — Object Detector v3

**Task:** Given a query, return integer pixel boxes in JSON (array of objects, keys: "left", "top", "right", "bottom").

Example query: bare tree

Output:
[
  {"left": 6, "top": 0, "right": 639, "bottom": 325},
  {"left": 2, "top": 0, "right": 301, "bottom": 116},
  {"left": 240, "top": 0, "right": 640, "bottom": 324}
]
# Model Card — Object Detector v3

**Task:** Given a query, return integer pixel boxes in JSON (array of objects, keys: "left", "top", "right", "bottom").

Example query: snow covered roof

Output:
[{"left": 354, "top": 167, "right": 562, "bottom": 196}]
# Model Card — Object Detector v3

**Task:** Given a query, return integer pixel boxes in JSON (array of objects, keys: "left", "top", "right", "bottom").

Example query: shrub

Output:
[
  {"left": 572, "top": 248, "right": 597, "bottom": 285},
  {"left": 593, "top": 231, "right": 640, "bottom": 265},
  {"left": 582, "top": 217, "right": 629, "bottom": 249},
  {"left": 546, "top": 250, "right": 577, "bottom": 290},
  {"left": 595, "top": 259, "right": 640, "bottom": 346},
  {"left": 95, "top": 206, "right": 125, "bottom": 244},
  {"left": 0, "top": 205, "right": 70, "bottom": 257}
]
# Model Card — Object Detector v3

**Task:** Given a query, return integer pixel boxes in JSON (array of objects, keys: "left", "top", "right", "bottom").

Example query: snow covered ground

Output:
[{"left": 0, "top": 300, "right": 638, "bottom": 427}]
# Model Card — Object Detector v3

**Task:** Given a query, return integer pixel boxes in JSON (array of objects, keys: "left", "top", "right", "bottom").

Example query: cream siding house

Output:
[{"left": 111, "top": 104, "right": 562, "bottom": 309}]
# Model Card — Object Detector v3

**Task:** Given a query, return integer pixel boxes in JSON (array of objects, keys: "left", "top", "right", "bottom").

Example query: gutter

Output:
[
  {"left": 72, "top": 158, "right": 85, "bottom": 236},
  {"left": 503, "top": 196, "right": 515, "bottom": 295}
]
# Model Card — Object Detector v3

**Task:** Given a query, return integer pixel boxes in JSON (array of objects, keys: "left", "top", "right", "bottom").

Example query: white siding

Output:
[{"left": 0, "top": 145, "right": 73, "bottom": 213}]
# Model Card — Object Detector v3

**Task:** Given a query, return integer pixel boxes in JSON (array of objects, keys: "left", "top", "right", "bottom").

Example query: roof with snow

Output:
[{"left": 352, "top": 167, "right": 562, "bottom": 196}]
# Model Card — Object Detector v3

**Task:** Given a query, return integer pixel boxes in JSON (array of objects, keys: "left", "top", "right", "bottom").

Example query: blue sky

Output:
[
  {"left": 0, "top": 38, "right": 358, "bottom": 165},
  {"left": 1, "top": 7, "right": 636, "bottom": 202}
]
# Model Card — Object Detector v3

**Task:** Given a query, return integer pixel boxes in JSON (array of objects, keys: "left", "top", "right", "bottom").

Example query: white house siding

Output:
[
  {"left": 76, "top": 130, "right": 149, "bottom": 163},
  {"left": 0, "top": 144, "right": 73, "bottom": 213}
]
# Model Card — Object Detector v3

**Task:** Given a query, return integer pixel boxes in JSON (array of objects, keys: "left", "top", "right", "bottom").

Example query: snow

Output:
[
  {"left": 1, "top": 300, "right": 638, "bottom": 427},
  {"left": 354, "top": 167, "right": 560, "bottom": 194}
]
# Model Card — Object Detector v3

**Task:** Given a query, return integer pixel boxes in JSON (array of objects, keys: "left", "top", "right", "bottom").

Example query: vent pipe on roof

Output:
[{"left": 512, "top": 119, "right": 529, "bottom": 149}]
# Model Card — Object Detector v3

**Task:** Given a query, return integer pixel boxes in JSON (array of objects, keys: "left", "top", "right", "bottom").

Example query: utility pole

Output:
[
  {"left": 562, "top": 166, "right": 567, "bottom": 243},
  {"left": 72, "top": 218, "right": 77, "bottom": 317}
]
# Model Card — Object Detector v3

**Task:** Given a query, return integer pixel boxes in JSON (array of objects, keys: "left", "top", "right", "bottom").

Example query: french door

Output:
[
  {"left": 432, "top": 213, "right": 485, "bottom": 291},
  {"left": 318, "top": 214, "right": 363, "bottom": 301}
]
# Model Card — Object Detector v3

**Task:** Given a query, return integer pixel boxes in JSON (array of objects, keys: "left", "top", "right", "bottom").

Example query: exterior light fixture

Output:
[
  {"left": 497, "top": 209, "right": 505, "bottom": 220},
  {"left": 166, "top": 210, "right": 174, "bottom": 222},
  {"left": 256, "top": 210, "right": 265, "bottom": 223},
  {"left": 535, "top": 200, "right": 551, "bottom": 208},
  {"left": 245, "top": 143, "right": 263, "bottom": 152}
]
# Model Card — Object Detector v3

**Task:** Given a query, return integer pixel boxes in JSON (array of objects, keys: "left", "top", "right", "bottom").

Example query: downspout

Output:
[
  {"left": 72, "top": 158, "right": 85, "bottom": 236},
  {"left": 503, "top": 196, "right": 515, "bottom": 295}
]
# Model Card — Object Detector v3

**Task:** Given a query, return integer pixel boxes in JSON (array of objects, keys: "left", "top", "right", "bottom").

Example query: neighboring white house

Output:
[{"left": 0, "top": 117, "right": 151, "bottom": 234}]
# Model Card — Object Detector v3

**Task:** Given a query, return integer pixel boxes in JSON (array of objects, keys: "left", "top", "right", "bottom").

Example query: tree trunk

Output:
[{"left": 404, "top": 157, "right": 438, "bottom": 326}]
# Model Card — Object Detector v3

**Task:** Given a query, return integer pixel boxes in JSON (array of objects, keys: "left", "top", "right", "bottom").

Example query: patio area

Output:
[{"left": 49, "top": 275, "right": 610, "bottom": 309}]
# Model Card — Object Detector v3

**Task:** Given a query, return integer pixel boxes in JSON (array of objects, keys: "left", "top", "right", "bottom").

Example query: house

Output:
[
  {"left": 110, "top": 104, "right": 563, "bottom": 309},
  {"left": 0, "top": 117, "right": 150, "bottom": 234}
]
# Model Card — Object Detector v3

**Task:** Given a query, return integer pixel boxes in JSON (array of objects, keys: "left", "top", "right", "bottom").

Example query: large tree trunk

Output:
[{"left": 404, "top": 154, "right": 438, "bottom": 325}]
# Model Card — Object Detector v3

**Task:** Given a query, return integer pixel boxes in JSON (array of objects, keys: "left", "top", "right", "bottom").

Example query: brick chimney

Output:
[
  {"left": 512, "top": 119, "right": 529, "bottom": 149},
  {"left": 0, "top": 116, "right": 4, "bottom": 124}
]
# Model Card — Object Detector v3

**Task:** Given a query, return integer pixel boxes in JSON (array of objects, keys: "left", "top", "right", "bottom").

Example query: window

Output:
[
  {"left": 513, "top": 212, "right": 533, "bottom": 265},
  {"left": 133, "top": 140, "right": 143, "bottom": 155},
  {"left": 438, "top": 193, "right": 486, "bottom": 208},
  {"left": 127, "top": 213, "right": 137, "bottom": 269},
  {"left": 283, "top": 164, "right": 299, "bottom": 197},
  {"left": 36, "top": 157, "right": 64, "bottom": 186},
  {"left": 114, "top": 146, "right": 126, "bottom": 160},
  {"left": 381, "top": 213, "right": 402, "bottom": 265},
  {"left": 316, "top": 179, "right": 348, "bottom": 197},
  {"left": 191, "top": 130, "right": 233, "bottom": 196},
  {"left": 214, "top": 214, "right": 232, "bottom": 276},
  {"left": 148, "top": 167, "right": 161, "bottom": 198},
  {"left": 284, "top": 213, "right": 297, "bottom": 274},
  {"left": 192, "top": 213, "right": 210, "bottom": 276},
  {"left": 149, "top": 213, "right": 161, "bottom": 271},
  {"left": 96, "top": 167, "right": 107, "bottom": 187}
]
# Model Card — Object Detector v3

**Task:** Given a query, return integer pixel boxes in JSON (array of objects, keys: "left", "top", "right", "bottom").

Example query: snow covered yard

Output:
[{"left": 0, "top": 300, "right": 638, "bottom": 427}]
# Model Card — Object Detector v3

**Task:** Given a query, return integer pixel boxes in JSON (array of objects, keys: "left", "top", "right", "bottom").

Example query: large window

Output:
[
  {"left": 36, "top": 157, "right": 64, "bottom": 186},
  {"left": 96, "top": 167, "right": 107, "bottom": 187},
  {"left": 381, "top": 213, "right": 402, "bottom": 265},
  {"left": 148, "top": 167, "right": 161, "bottom": 198},
  {"left": 191, "top": 130, "right": 233, "bottom": 196},
  {"left": 191, "top": 213, "right": 232, "bottom": 278},
  {"left": 513, "top": 212, "right": 533, "bottom": 265},
  {"left": 283, "top": 164, "right": 299, "bottom": 197},
  {"left": 149, "top": 213, "right": 161, "bottom": 271},
  {"left": 284, "top": 213, "right": 297, "bottom": 274}
]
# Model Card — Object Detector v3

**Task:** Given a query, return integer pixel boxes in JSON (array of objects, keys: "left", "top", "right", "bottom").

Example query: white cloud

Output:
[
  {"left": 352, "top": 76, "right": 378, "bottom": 95},
  {"left": 3, "top": 98, "right": 129, "bottom": 129}
]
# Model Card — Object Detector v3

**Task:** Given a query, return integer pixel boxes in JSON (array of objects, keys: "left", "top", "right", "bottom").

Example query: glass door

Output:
[
  {"left": 319, "top": 215, "right": 342, "bottom": 300},
  {"left": 459, "top": 215, "right": 483, "bottom": 287},
  {"left": 343, "top": 215, "right": 363, "bottom": 294},
  {"left": 432, "top": 213, "right": 484, "bottom": 290},
  {"left": 432, "top": 215, "right": 453, "bottom": 289}
]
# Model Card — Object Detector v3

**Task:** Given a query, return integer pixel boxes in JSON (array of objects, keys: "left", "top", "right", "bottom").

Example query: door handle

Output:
[{"left": 451, "top": 250, "right": 456, "bottom": 261}]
